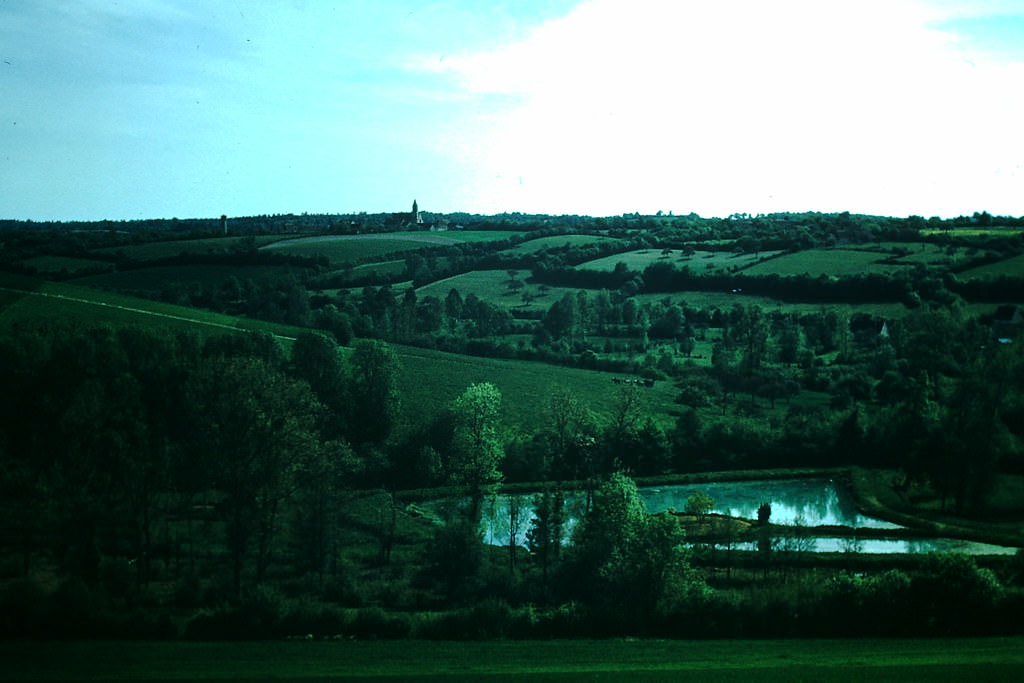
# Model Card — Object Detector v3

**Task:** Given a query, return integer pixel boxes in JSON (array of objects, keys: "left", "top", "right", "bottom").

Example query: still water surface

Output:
[{"left": 435, "top": 478, "right": 1019, "bottom": 555}]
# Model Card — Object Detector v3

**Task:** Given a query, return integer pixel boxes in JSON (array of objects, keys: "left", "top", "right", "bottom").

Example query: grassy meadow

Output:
[
  {"left": 20, "top": 255, "right": 114, "bottom": 275},
  {"left": 263, "top": 234, "right": 460, "bottom": 265},
  {"left": 959, "top": 252, "right": 1024, "bottom": 280},
  {"left": 742, "top": 248, "right": 907, "bottom": 277},
  {"left": 0, "top": 272, "right": 306, "bottom": 340},
  {"left": 501, "top": 233, "right": 627, "bottom": 255},
  {"left": 91, "top": 235, "right": 283, "bottom": 260},
  {"left": 0, "top": 272, "right": 679, "bottom": 431},
  {"left": 416, "top": 269, "right": 533, "bottom": 304},
  {"left": 393, "top": 342, "right": 680, "bottom": 431},
  {"left": 263, "top": 231, "right": 524, "bottom": 267},
  {"left": 577, "top": 249, "right": 779, "bottom": 273},
  {"left": 3, "top": 638, "right": 1022, "bottom": 681},
  {"left": 71, "top": 264, "right": 302, "bottom": 293}
]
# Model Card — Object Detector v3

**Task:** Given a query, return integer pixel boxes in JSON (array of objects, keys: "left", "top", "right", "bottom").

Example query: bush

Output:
[
  {"left": 173, "top": 571, "right": 202, "bottom": 607},
  {"left": 278, "top": 598, "right": 347, "bottom": 638},
  {"left": 346, "top": 607, "right": 411, "bottom": 639},
  {"left": 183, "top": 585, "right": 290, "bottom": 640},
  {"left": 99, "top": 557, "right": 134, "bottom": 599},
  {"left": 0, "top": 579, "right": 48, "bottom": 638}
]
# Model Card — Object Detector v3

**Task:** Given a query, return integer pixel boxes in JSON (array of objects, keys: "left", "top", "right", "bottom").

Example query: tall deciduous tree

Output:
[
  {"left": 570, "top": 472, "right": 694, "bottom": 624},
  {"left": 347, "top": 340, "right": 400, "bottom": 446},
  {"left": 450, "top": 382, "right": 505, "bottom": 522},
  {"left": 526, "top": 485, "right": 565, "bottom": 586},
  {"left": 291, "top": 332, "right": 347, "bottom": 438},
  {"left": 188, "top": 356, "right": 321, "bottom": 597}
]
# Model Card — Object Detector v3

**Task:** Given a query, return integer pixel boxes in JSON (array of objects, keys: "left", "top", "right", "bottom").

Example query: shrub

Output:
[
  {"left": 347, "top": 607, "right": 411, "bottom": 639},
  {"left": 0, "top": 579, "right": 47, "bottom": 638}
]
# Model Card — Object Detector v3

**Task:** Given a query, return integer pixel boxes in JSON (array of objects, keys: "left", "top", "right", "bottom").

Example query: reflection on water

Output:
[
  {"left": 436, "top": 478, "right": 1020, "bottom": 555},
  {"left": 734, "top": 537, "right": 1018, "bottom": 555},
  {"left": 639, "top": 478, "right": 902, "bottom": 529}
]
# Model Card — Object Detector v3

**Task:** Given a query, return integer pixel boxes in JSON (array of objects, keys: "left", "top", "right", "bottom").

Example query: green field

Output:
[
  {"left": 393, "top": 342, "right": 679, "bottom": 431},
  {"left": 743, "top": 249, "right": 909, "bottom": 277},
  {"left": 91, "top": 235, "right": 283, "bottom": 260},
  {"left": 263, "top": 231, "right": 524, "bottom": 267},
  {"left": 415, "top": 268, "right": 913, "bottom": 319},
  {"left": 0, "top": 274, "right": 676, "bottom": 430},
  {"left": 959, "top": 253, "right": 1024, "bottom": 280},
  {"left": 3, "top": 638, "right": 1022, "bottom": 681},
  {"left": 20, "top": 255, "right": 114, "bottom": 275},
  {"left": 416, "top": 269, "right": 542, "bottom": 306},
  {"left": 869, "top": 242, "right": 970, "bottom": 266},
  {"left": 922, "top": 226, "right": 1024, "bottom": 237},
  {"left": 71, "top": 264, "right": 301, "bottom": 293},
  {"left": 349, "top": 259, "right": 407, "bottom": 278},
  {"left": 263, "top": 234, "right": 458, "bottom": 265},
  {"left": 501, "top": 233, "right": 626, "bottom": 255},
  {"left": 577, "top": 250, "right": 780, "bottom": 274},
  {"left": 632, "top": 292, "right": 911, "bottom": 319},
  {"left": 0, "top": 274, "right": 306, "bottom": 340},
  {"left": 442, "top": 229, "right": 525, "bottom": 243}
]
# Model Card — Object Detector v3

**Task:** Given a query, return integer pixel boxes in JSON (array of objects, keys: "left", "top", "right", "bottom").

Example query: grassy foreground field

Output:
[{"left": 2, "top": 638, "right": 1022, "bottom": 681}]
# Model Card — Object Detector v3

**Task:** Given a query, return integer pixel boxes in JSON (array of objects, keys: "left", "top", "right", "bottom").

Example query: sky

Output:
[{"left": 2, "top": 0, "right": 1023, "bottom": 221}]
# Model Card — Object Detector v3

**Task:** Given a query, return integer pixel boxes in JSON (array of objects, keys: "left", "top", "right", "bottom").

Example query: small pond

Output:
[{"left": 430, "top": 478, "right": 1020, "bottom": 555}]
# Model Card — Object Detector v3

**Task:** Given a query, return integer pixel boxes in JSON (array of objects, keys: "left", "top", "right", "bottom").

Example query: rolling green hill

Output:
[
  {"left": 0, "top": 273, "right": 677, "bottom": 432},
  {"left": 91, "top": 235, "right": 282, "bottom": 260},
  {"left": 0, "top": 272, "right": 304, "bottom": 339},
  {"left": 71, "top": 264, "right": 301, "bottom": 293},
  {"left": 393, "top": 342, "right": 679, "bottom": 432},
  {"left": 262, "top": 231, "right": 523, "bottom": 267}
]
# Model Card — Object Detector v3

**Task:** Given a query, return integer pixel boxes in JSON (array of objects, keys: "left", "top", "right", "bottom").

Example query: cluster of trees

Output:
[
  {"left": 0, "top": 324, "right": 406, "bottom": 597},
  {"left": 1, "top": 319, "right": 1022, "bottom": 640}
]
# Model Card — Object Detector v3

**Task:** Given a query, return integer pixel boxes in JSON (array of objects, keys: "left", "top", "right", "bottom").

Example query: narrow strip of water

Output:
[{"left": 427, "top": 478, "right": 1020, "bottom": 555}]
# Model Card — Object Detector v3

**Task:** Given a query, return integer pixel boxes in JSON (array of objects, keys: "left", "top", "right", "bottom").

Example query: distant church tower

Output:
[{"left": 412, "top": 199, "right": 423, "bottom": 225}]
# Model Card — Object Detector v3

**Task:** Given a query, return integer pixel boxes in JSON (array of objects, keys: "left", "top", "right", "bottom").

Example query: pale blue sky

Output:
[{"left": 2, "top": 0, "right": 1023, "bottom": 221}]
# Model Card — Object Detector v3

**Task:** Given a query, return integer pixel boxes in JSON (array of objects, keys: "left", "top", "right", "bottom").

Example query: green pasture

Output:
[
  {"left": 3, "top": 638, "right": 1022, "bottom": 681},
  {"left": 0, "top": 274, "right": 306, "bottom": 340},
  {"left": 350, "top": 259, "right": 407, "bottom": 278},
  {"left": 71, "top": 264, "right": 302, "bottom": 293},
  {"left": 91, "top": 235, "right": 282, "bottom": 260},
  {"left": 743, "top": 249, "right": 908, "bottom": 277},
  {"left": 634, "top": 292, "right": 911, "bottom": 319},
  {"left": 442, "top": 229, "right": 525, "bottom": 243},
  {"left": 577, "top": 249, "right": 780, "bottom": 274},
  {"left": 415, "top": 268, "right": 914, "bottom": 318},
  {"left": 416, "top": 269, "right": 538, "bottom": 306},
  {"left": 19, "top": 255, "right": 114, "bottom": 275},
  {"left": 262, "top": 235, "right": 457, "bottom": 265},
  {"left": 262, "top": 231, "right": 524, "bottom": 267},
  {"left": 0, "top": 272, "right": 678, "bottom": 430},
  {"left": 959, "top": 253, "right": 1024, "bottom": 280},
  {"left": 922, "top": 226, "right": 1024, "bottom": 237},
  {"left": 869, "top": 242, "right": 969, "bottom": 267},
  {"left": 501, "top": 233, "right": 626, "bottom": 255},
  {"left": 392, "top": 342, "right": 680, "bottom": 431}
]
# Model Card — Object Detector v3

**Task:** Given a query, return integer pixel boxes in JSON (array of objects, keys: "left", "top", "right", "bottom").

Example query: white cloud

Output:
[{"left": 418, "top": 0, "right": 1024, "bottom": 216}]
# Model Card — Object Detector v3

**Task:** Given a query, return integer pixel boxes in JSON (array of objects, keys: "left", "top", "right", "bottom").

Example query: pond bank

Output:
[
  {"left": 401, "top": 466, "right": 1024, "bottom": 552},
  {"left": 848, "top": 467, "right": 1024, "bottom": 549}
]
